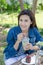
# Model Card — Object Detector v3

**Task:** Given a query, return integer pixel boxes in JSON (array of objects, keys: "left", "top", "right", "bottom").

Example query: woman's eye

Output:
[
  {"left": 19, "top": 19, "right": 28, "bottom": 22},
  {"left": 25, "top": 20, "right": 28, "bottom": 22},
  {"left": 20, "top": 19, "right": 23, "bottom": 22}
]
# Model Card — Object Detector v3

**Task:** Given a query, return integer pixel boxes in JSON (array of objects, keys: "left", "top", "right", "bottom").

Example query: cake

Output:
[{"left": 26, "top": 55, "right": 31, "bottom": 63}]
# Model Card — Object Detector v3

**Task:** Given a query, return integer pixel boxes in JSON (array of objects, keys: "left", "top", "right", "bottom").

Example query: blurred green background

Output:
[{"left": 0, "top": 0, "right": 43, "bottom": 65}]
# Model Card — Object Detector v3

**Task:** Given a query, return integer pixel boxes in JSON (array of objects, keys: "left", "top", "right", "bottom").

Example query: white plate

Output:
[{"left": 21, "top": 55, "right": 36, "bottom": 65}]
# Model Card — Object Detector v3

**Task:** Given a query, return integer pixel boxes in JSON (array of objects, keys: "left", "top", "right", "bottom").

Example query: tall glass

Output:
[
  {"left": 35, "top": 41, "right": 43, "bottom": 65},
  {"left": 22, "top": 37, "right": 29, "bottom": 50},
  {"left": 35, "top": 50, "right": 43, "bottom": 65}
]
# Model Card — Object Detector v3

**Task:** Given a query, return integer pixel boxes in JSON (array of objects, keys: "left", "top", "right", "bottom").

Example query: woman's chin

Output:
[
  {"left": 22, "top": 29, "right": 27, "bottom": 32},
  {"left": 21, "top": 27, "right": 28, "bottom": 32}
]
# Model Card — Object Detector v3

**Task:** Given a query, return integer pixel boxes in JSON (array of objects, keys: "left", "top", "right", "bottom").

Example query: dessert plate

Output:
[{"left": 21, "top": 55, "right": 36, "bottom": 65}]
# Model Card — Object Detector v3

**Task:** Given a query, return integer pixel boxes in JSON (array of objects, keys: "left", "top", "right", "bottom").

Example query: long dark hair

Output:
[{"left": 18, "top": 9, "right": 37, "bottom": 28}]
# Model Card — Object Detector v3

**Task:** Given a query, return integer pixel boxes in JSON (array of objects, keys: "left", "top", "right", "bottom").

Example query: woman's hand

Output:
[
  {"left": 23, "top": 44, "right": 40, "bottom": 51},
  {"left": 17, "top": 33, "right": 24, "bottom": 43},
  {"left": 23, "top": 43, "right": 33, "bottom": 51},
  {"left": 33, "top": 46, "right": 40, "bottom": 50},
  {"left": 14, "top": 33, "right": 24, "bottom": 50}
]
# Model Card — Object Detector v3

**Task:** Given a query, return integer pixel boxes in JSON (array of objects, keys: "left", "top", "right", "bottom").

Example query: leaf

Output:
[{"left": 36, "top": 41, "right": 43, "bottom": 46}]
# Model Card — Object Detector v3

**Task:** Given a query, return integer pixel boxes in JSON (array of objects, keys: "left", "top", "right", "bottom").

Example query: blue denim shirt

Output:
[{"left": 3, "top": 26, "right": 43, "bottom": 59}]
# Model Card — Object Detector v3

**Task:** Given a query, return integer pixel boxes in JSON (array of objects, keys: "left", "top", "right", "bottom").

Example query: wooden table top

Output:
[{"left": 21, "top": 52, "right": 43, "bottom": 65}]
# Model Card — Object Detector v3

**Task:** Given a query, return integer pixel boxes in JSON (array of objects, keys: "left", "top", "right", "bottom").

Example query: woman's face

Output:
[{"left": 19, "top": 15, "right": 32, "bottom": 31}]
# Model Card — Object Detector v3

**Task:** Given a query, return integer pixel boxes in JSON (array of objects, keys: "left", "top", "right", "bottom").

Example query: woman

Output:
[{"left": 3, "top": 9, "right": 43, "bottom": 65}]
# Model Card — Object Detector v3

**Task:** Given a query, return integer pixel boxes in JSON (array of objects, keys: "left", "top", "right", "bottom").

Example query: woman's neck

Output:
[{"left": 22, "top": 30, "right": 28, "bottom": 37}]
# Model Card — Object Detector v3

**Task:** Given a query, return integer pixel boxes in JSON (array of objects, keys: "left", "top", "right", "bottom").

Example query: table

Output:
[
  {"left": 21, "top": 52, "right": 43, "bottom": 65},
  {"left": 11, "top": 52, "right": 43, "bottom": 65}
]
